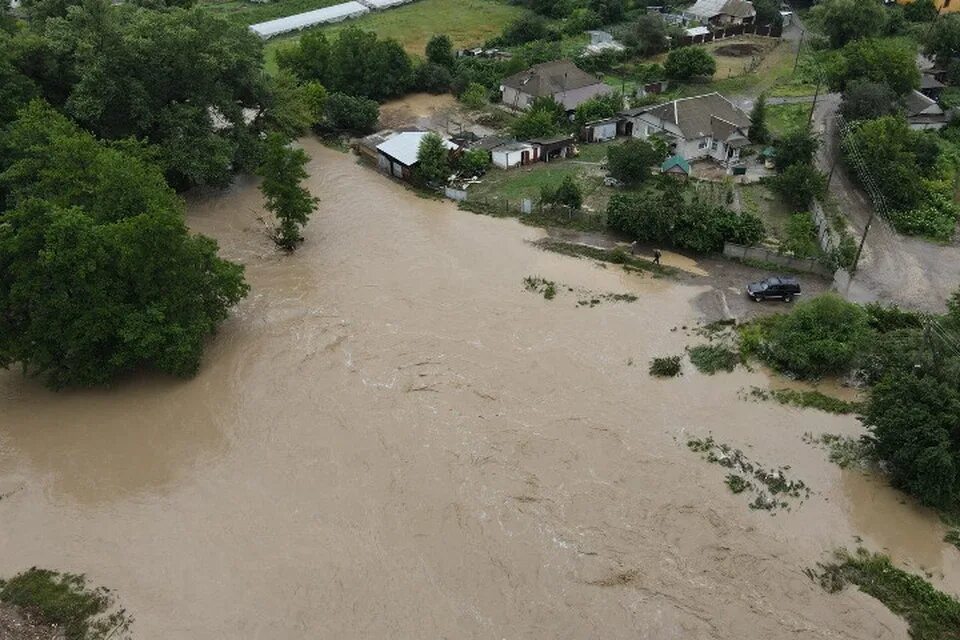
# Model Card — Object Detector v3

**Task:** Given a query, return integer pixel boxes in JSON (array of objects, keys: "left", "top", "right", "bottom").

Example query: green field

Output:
[
  {"left": 197, "top": 0, "right": 342, "bottom": 26},
  {"left": 263, "top": 0, "right": 525, "bottom": 71},
  {"left": 766, "top": 102, "right": 810, "bottom": 137}
]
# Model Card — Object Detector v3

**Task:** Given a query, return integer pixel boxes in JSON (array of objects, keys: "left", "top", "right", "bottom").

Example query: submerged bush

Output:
[
  {"left": 688, "top": 344, "right": 739, "bottom": 374},
  {"left": 649, "top": 355, "right": 683, "bottom": 377}
]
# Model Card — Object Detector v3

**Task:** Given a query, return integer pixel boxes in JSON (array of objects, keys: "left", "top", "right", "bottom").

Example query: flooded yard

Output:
[{"left": 0, "top": 140, "right": 957, "bottom": 638}]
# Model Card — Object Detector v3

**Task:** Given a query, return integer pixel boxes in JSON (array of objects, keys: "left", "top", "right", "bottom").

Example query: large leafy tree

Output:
[
  {"left": 825, "top": 38, "right": 920, "bottom": 95},
  {"left": 258, "top": 133, "right": 318, "bottom": 251},
  {"left": 839, "top": 80, "right": 899, "bottom": 121},
  {"left": 774, "top": 125, "right": 819, "bottom": 171},
  {"left": 809, "top": 0, "right": 887, "bottom": 49},
  {"left": 606, "top": 139, "right": 664, "bottom": 185},
  {"left": 0, "top": 101, "right": 248, "bottom": 388},
  {"left": 36, "top": 1, "right": 265, "bottom": 189},
  {"left": 664, "top": 47, "right": 716, "bottom": 82},
  {"left": 425, "top": 33, "right": 455, "bottom": 69},
  {"left": 924, "top": 13, "right": 960, "bottom": 64}
]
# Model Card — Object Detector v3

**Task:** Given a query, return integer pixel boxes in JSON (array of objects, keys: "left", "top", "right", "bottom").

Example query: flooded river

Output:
[{"left": 1, "top": 139, "right": 958, "bottom": 638}]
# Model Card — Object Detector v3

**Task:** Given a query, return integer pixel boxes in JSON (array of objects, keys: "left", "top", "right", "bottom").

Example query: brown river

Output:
[{"left": 1, "top": 137, "right": 958, "bottom": 639}]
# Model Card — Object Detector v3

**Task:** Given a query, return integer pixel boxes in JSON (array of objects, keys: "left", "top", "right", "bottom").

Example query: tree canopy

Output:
[
  {"left": 0, "top": 101, "right": 248, "bottom": 388},
  {"left": 809, "top": 0, "right": 887, "bottom": 49},
  {"left": 664, "top": 47, "right": 716, "bottom": 82}
]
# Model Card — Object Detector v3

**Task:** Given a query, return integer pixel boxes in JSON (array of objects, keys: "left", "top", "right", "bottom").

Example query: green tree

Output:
[
  {"left": 864, "top": 373, "right": 960, "bottom": 508},
  {"left": 511, "top": 108, "right": 561, "bottom": 139},
  {"left": 425, "top": 33, "right": 455, "bottom": 68},
  {"left": 748, "top": 94, "right": 769, "bottom": 144},
  {"left": 606, "top": 139, "right": 664, "bottom": 185},
  {"left": 810, "top": 0, "right": 887, "bottom": 49},
  {"left": 924, "top": 13, "right": 960, "bottom": 64},
  {"left": 752, "top": 0, "right": 784, "bottom": 26},
  {"left": 769, "top": 163, "right": 828, "bottom": 208},
  {"left": 626, "top": 14, "right": 669, "bottom": 56},
  {"left": 459, "top": 148, "right": 491, "bottom": 176},
  {"left": 258, "top": 133, "right": 318, "bottom": 251},
  {"left": 664, "top": 46, "right": 716, "bottom": 82},
  {"left": 904, "top": 0, "right": 938, "bottom": 21},
  {"left": 774, "top": 126, "right": 819, "bottom": 171},
  {"left": 825, "top": 38, "right": 920, "bottom": 94},
  {"left": 255, "top": 71, "right": 314, "bottom": 139},
  {"left": 589, "top": 0, "right": 625, "bottom": 22},
  {"left": 573, "top": 92, "right": 621, "bottom": 132},
  {"left": 839, "top": 79, "right": 899, "bottom": 121},
  {"left": 414, "top": 132, "right": 450, "bottom": 186},
  {"left": 301, "top": 81, "right": 328, "bottom": 125},
  {"left": 543, "top": 175, "right": 583, "bottom": 209},
  {"left": 762, "top": 294, "right": 872, "bottom": 378},
  {"left": 501, "top": 14, "right": 552, "bottom": 45},
  {"left": 459, "top": 82, "right": 488, "bottom": 108},
  {"left": 276, "top": 30, "right": 330, "bottom": 83},
  {"left": 414, "top": 61, "right": 453, "bottom": 94},
  {"left": 323, "top": 92, "right": 379, "bottom": 132},
  {"left": 0, "top": 101, "right": 248, "bottom": 388}
]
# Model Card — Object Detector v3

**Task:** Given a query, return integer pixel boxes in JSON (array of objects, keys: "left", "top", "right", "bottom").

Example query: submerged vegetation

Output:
[
  {"left": 523, "top": 276, "right": 557, "bottom": 300},
  {"left": 649, "top": 355, "right": 683, "bottom": 377},
  {"left": 746, "top": 387, "right": 863, "bottom": 415},
  {"left": 0, "top": 569, "right": 131, "bottom": 640},
  {"left": 816, "top": 549, "right": 960, "bottom": 640},
  {"left": 687, "top": 344, "right": 740, "bottom": 375},
  {"left": 687, "top": 436, "right": 811, "bottom": 512}
]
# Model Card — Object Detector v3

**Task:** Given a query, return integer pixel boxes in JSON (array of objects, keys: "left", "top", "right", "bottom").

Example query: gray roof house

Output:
[
  {"left": 620, "top": 92, "right": 751, "bottom": 163},
  {"left": 905, "top": 90, "right": 950, "bottom": 131},
  {"left": 683, "top": 0, "right": 756, "bottom": 25},
  {"left": 501, "top": 60, "right": 613, "bottom": 111}
]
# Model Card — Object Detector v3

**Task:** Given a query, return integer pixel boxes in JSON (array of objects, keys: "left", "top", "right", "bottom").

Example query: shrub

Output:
[
  {"left": 761, "top": 294, "right": 872, "bottom": 379},
  {"left": 459, "top": 82, "right": 488, "bottom": 108},
  {"left": 769, "top": 163, "right": 827, "bottom": 209},
  {"left": 606, "top": 139, "right": 664, "bottom": 185},
  {"left": 459, "top": 148, "right": 491, "bottom": 176},
  {"left": 664, "top": 46, "right": 716, "bottom": 81},
  {"left": 649, "top": 355, "right": 683, "bottom": 377},
  {"left": 324, "top": 92, "right": 379, "bottom": 132},
  {"left": 542, "top": 175, "right": 583, "bottom": 210},
  {"left": 781, "top": 212, "right": 820, "bottom": 258},
  {"left": 414, "top": 62, "right": 453, "bottom": 94},
  {"left": 688, "top": 344, "right": 740, "bottom": 374}
]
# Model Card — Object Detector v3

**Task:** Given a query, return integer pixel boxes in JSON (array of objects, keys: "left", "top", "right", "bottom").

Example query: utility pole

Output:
[
  {"left": 807, "top": 76, "right": 821, "bottom": 126},
  {"left": 793, "top": 29, "right": 805, "bottom": 73},
  {"left": 850, "top": 204, "right": 874, "bottom": 274}
]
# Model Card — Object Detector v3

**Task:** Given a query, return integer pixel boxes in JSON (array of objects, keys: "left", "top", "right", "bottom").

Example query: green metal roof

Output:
[{"left": 661, "top": 154, "right": 691, "bottom": 173}]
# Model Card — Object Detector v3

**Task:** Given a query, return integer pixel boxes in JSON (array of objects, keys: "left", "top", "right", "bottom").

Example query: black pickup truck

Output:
[{"left": 746, "top": 277, "right": 801, "bottom": 302}]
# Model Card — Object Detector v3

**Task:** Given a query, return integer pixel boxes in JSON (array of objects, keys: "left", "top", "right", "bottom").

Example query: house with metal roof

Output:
[
  {"left": 905, "top": 90, "right": 951, "bottom": 131},
  {"left": 375, "top": 131, "right": 459, "bottom": 180},
  {"left": 683, "top": 0, "right": 756, "bottom": 25},
  {"left": 501, "top": 60, "right": 613, "bottom": 112},
  {"left": 619, "top": 92, "right": 751, "bottom": 163}
]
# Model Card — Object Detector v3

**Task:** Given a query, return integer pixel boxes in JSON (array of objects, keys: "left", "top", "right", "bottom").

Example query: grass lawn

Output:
[
  {"left": 766, "top": 102, "right": 810, "bottom": 137},
  {"left": 264, "top": 0, "right": 524, "bottom": 69},
  {"left": 197, "top": 0, "right": 341, "bottom": 26},
  {"left": 738, "top": 182, "right": 796, "bottom": 241}
]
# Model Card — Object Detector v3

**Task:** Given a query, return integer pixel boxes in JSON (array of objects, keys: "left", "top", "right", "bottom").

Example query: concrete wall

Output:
[{"left": 723, "top": 242, "right": 835, "bottom": 277}]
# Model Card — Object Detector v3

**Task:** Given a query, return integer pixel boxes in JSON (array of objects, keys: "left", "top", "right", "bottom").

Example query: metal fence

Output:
[{"left": 675, "top": 22, "right": 783, "bottom": 47}]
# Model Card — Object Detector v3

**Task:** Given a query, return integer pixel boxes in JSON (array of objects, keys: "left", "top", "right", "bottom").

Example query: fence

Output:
[
  {"left": 675, "top": 22, "right": 783, "bottom": 47},
  {"left": 723, "top": 242, "right": 835, "bottom": 277}
]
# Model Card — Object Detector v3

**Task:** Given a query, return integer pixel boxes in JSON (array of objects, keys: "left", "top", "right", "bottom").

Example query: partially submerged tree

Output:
[
  {"left": 0, "top": 101, "right": 249, "bottom": 388},
  {"left": 258, "top": 133, "right": 319, "bottom": 251}
]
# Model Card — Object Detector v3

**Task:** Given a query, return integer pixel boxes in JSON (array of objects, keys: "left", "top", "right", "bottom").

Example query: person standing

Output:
[{"left": 653, "top": 249, "right": 662, "bottom": 265}]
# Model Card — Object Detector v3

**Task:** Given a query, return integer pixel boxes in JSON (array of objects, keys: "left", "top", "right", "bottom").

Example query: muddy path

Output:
[{"left": 1, "top": 140, "right": 957, "bottom": 639}]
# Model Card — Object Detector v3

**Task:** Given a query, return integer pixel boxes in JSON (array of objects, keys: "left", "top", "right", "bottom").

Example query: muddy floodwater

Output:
[{"left": 2, "top": 139, "right": 959, "bottom": 639}]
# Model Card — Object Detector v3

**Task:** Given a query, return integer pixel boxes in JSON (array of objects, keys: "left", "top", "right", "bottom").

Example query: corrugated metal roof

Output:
[{"left": 376, "top": 132, "right": 458, "bottom": 167}]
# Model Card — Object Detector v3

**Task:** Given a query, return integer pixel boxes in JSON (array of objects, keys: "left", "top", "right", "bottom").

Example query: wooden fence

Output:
[{"left": 675, "top": 22, "right": 783, "bottom": 47}]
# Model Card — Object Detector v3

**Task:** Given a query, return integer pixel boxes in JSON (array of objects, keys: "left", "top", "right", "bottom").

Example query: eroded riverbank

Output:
[{"left": 0, "top": 140, "right": 957, "bottom": 638}]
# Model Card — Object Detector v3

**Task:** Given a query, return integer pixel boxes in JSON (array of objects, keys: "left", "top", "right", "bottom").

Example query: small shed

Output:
[
  {"left": 661, "top": 154, "right": 691, "bottom": 178},
  {"left": 491, "top": 141, "right": 539, "bottom": 169},
  {"left": 376, "top": 131, "right": 459, "bottom": 180},
  {"left": 528, "top": 135, "right": 577, "bottom": 162},
  {"left": 583, "top": 117, "right": 620, "bottom": 143}
]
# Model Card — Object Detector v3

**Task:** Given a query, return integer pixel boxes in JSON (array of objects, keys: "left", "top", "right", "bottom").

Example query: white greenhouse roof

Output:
[
  {"left": 376, "top": 132, "right": 458, "bottom": 167},
  {"left": 362, "top": 0, "right": 413, "bottom": 8},
  {"left": 685, "top": 26, "right": 711, "bottom": 36},
  {"left": 250, "top": 1, "right": 369, "bottom": 39}
]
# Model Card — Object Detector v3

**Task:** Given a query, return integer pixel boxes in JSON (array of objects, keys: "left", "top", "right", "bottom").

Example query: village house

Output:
[
  {"left": 905, "top": 90, "right": 951, "bottom": 130},
  {"left": 374, "top": 131, "right": 459, "bottom": 180},
  {"left": 683, "top": 0, "right": 756, "bottom": 26},
  {"left": 501, "top": 60, "right": 613, "bottom": 112},
  {"left": 490, "top": 141, "right": 540, "bottom": 168},
  {"left": 620, "top": 92, "right": 751, "bottom": 163},
  {"left": 583, "top": 117, "right": 619, "bottom": 142}
]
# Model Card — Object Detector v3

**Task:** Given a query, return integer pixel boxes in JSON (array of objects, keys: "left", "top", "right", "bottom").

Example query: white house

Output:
[
  {"left": 491, "top": 142, "right": 540, "bottom": 169},
  {"left": 620, "top": 93, "right": 751, "bottom": 163}
]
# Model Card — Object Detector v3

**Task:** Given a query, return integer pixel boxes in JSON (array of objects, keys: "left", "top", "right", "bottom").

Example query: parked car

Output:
[{"left": 747, "top": 276, "right": 801, "bottom": 302}]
